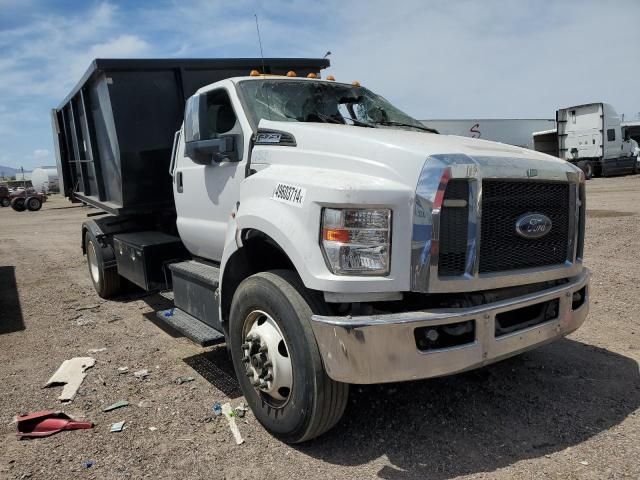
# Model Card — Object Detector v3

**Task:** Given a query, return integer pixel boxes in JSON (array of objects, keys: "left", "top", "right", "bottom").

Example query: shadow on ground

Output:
[
  {"left": 135, "top": 293, "right": 241, "bottom": 398},
  {"left": 183, "top": 346, "right": 242, "bottom": 398},
  {"left": 0, "top": 266, "right": 24, "bottom": 334},
  {"left": 294, "top": 339, "right": 639, "bottom": 479}
]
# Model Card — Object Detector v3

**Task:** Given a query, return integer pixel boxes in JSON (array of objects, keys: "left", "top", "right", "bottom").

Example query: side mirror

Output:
[{"left": 185, "top": 136, "right": 237, "bottom": 165}]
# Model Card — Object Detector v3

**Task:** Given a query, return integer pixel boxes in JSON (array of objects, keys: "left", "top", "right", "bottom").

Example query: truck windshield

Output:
[{"left": 237, "top": 79, "right": 431, "bottom": 133}]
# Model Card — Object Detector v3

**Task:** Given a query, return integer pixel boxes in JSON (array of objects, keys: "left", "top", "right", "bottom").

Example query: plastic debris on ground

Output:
[
  {"left": 234, "top": 403, "right": 249, "bottom": 418},
  {"left": 44, "top": 357, "right": 96, "bottom": 402},
  {"left": 212, "top": 402, "right": 222, "bottom": 416},
  {"left": 87, "top": 348, "right": 107, "bottom": 353},
  {"left": 110, "top": 421, "right": 125, "bottom": 433},
  {"left": 83, "top": 460, "right": 94, "bottom": 469},
  {"left": 148, "top": 427, "right": 157, "bottom": 431},
  {"left": 133, "top": 369, "right": 149, "bottom": 379},
  {"left": 103, "top": 400, "right": 129, "bottom": 412},
  {"left": 176, "top": 376, "right": 195, "bottom": 385},
  {"left": 117, "top": 367, "right": 128, "bottom": 374},
  {"left": 16, "top": 410, "right": 93, "bottom": 439},
  {"left": 221, "top": 403, "right": 244, "bottom": 445}
]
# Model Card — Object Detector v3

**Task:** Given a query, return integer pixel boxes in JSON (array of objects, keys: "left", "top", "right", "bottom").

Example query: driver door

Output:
[{"left": 173, "top": 86, "right": 248, "bottom": 261}]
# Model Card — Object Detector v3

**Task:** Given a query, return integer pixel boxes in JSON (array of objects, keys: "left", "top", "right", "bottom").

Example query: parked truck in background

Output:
[
  {"left": 534, "top": 102, "right": 637, "bottom": 179},
  {"left": 53, "top": 58, "right": 590, "bottom": 443}
]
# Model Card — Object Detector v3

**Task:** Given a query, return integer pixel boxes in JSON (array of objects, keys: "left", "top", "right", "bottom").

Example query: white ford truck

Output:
[{"left": 53, "top": 58, "right": 590, "bottom": 443}]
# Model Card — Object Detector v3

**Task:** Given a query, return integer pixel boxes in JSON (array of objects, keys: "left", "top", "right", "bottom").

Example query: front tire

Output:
[
  {"left": 84, "top": 231, "right": 121, "bottom": 298},
  {"left": 577, "top": 160, "right": 593, "bottom": 180},
  {"left": 229, "top": 270, "right": 348, "bottom": 443},
  {"left": 0, "top": 197, "right": 9, "bottom": 207}
]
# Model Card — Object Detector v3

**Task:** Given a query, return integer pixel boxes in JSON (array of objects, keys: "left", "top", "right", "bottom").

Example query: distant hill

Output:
[{"left": 0, "top": 165, "right": 31, "bottom": 177}]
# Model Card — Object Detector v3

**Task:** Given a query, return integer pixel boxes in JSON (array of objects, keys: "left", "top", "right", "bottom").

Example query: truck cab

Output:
[{"left": 54, "top": 59, "right": 590, "bottom": 443}]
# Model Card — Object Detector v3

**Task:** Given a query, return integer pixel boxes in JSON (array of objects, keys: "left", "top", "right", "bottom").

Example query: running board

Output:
[{"left": 156, "top": 308, "right": 224, "bottom": 347}]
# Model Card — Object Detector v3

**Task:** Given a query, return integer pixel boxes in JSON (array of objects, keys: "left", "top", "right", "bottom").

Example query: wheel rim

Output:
[
  {"left": 29, "top": 199, "right": 39, "bottom": 209},
  {"left": 241, "top": 310, "right": 293, "bottom": 407},
  {"left": 87, "top": 241, "right": 100, "bottom": 284}
]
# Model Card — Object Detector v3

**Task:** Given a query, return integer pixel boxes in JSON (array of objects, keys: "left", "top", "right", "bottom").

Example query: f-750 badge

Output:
[{"left": 256, "top": 132, "right": 282, "bottom": 144}]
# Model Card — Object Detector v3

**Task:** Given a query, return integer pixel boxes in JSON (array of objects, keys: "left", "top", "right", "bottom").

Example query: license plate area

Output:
[{"left": 494, "top": 298, "right": 559, "bottom": 337}]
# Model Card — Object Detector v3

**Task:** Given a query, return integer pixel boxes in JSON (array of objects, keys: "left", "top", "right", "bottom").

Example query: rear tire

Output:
[
  {"left": 0, "top": 197, "right": 9, "bottom": 207},
  {"left": 26, "top": 197, "right": 42, "bottom": 211},
  {"left": 84, "top": 231, "right": 121, "bottom": 298},
  {"left": 228, "top": 270, "right": 348, "bottom": 443},
  {"left": 10, "top": 197, "right": 26, "bottom": 212}
]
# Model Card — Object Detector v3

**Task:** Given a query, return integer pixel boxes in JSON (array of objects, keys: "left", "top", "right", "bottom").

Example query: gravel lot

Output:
[{"left": 1, "top": 175, "right": 639, "bottom": 479}]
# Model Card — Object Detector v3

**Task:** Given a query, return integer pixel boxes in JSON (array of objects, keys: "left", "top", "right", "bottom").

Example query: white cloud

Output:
[
  {"left": 33, "top": 149, "right": 49, "bottom": 158},
  {"left": 0, "top": 3, "right": 148, "bottom": 100}
]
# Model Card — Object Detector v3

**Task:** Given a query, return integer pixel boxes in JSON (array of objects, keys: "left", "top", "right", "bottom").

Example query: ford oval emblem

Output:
[{"left": 515, "top": 213, "right": 552, "bottom": 239}]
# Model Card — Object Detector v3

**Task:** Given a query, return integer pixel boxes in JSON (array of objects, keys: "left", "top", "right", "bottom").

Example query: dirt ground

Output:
[{"left": 1, "top": 175, "right": 639, "bottom": 480}]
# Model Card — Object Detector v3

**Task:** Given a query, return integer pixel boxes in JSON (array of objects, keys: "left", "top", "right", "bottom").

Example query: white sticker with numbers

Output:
[{"left": 272, "top": 183, "right": 306, "bottom": 207}]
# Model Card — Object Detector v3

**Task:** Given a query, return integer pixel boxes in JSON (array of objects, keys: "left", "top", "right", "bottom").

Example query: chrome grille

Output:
[{"left": 479, "top": 180, "right": 570, "bottom": 273}]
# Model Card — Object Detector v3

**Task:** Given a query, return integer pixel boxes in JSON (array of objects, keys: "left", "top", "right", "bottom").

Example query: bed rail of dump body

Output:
[{"left": 51, "top": 58, "right": 330, "bottom": 216}]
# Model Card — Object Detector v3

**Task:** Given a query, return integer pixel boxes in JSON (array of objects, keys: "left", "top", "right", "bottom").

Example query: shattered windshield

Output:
[{"left": 237, "top": 79, "right": 432, "bottom": 133}]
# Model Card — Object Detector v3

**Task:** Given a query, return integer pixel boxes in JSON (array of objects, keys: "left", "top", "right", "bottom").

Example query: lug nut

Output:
[
  {"left": 259, "top": 345, "right": 268, "bottom": 353},
  {"left": 241, "top": 357, "right": 250, "bottom": 363},
  {"left": 241, "top": 342, "right": 251, "bottom": 349},
  {"left": 264, "top": 360, "right": 272, "bottom": 368}
]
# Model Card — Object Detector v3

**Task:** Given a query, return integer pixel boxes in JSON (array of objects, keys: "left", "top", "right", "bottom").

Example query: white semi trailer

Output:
[
  {"left": 53, "top": 59, "right": 590, "bottom": 443},
  {"left": 534, "top": 103, "right": 637, "bottom": 179}
]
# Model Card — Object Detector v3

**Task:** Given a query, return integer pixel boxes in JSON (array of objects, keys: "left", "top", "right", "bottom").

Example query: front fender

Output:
[{"left": 226, "top": 165, "right": 413, "bottom": 294}]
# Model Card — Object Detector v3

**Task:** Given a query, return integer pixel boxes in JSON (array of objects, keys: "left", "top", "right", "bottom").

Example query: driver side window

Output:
[{"left": 205, "top": 89, "right": 237, "bottom": 138}]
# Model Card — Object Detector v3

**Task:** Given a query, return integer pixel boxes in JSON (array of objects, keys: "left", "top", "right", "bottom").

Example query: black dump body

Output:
[{"left": 52, "top": 58, "right": 329, "bottom": 215}]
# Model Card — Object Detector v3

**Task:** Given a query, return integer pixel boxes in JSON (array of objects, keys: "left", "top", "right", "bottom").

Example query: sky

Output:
[{"left": 1, "top": 0, "right": 639, "bottom": 170}]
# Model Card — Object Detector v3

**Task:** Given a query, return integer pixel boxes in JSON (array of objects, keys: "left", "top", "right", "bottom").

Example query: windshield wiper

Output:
[{"left": 374, "top": 121, "right": 438, "bottom": 133}]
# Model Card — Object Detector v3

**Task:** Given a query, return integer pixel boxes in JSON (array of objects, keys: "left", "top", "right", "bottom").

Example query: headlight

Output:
[{"left": 321, "top": 208, "right": 391, "bottom": 275}]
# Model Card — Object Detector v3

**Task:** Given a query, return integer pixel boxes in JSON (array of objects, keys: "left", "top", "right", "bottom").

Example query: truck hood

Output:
[{"left": 258, "top": 119, "right": 576, "bottom": 185}]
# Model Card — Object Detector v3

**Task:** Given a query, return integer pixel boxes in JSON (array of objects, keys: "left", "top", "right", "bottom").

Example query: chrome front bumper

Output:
[{"left": 311, "top": 268, "right": 590, "bottom": 384}]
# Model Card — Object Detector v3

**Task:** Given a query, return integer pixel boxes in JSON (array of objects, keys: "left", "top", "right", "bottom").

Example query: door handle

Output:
[{"left": 177, "top": 171, "right": 183, "bottom": 193}]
